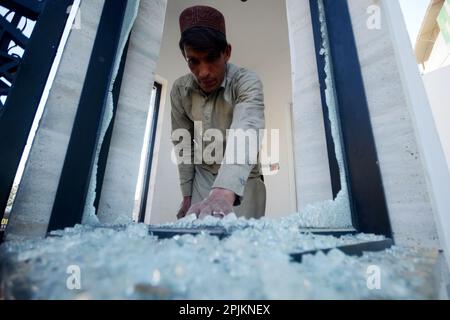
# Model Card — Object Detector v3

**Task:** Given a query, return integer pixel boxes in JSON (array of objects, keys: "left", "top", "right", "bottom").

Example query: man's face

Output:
[{"left": 184, "top": 45, "right": 231, "bottom": 94}]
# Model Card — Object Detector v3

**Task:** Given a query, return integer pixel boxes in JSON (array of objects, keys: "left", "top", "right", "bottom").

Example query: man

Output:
[{"left": 171, "top": 5, "right": 266, "bottom": 220}]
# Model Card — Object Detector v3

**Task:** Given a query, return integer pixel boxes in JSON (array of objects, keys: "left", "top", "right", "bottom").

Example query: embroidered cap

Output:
[{"left": 179, "top": 5, "right": 226, "bottom": 36}]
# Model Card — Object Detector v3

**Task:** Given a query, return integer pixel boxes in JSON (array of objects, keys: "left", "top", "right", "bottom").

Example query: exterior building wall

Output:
[{"left": 6, "top": 0, "right": 105, "bottom": 240}]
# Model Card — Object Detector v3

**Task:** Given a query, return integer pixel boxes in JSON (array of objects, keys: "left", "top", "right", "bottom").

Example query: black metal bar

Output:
[
  {"left": 0, "top": 87, "right": 9, "bottom": 95},
  {"left": 0, "top": 9, "right": 23, "bottom": 55},
  {"left": 138, "top": 82, "right": 162, "bottom": 223},
  {"left": 93, "top": 37, "right": 131, "bottom": 213},
  {"left": 0, "top": 14, "right": 29, "bottom": 48},
  {"left": 309, "top": 0, "right": 341, "bottom": 199},
  {"left": 290, "top": 239, "right": 394, "bottom": 263},
  {"left": 309, "top": 0, "right": 392, "bottom": 238},
  {"left": 0, "top": 59, "right": 20, "bottom": 78},
  {"left": 0, "top": 9, "right": 27, "bottom": 95},
  {"left": 148, "top": 226, "right": 357, "bottom": 240},
  {"left": 299, "top": 228, "right": 358, "bottom": 237},
  {"left": 0, "top": 0, "right": 73, "bottom": 239},
  {"left": 148, "top": 226, "right": 231, "bottom": 240},
  {"left": 322, "top": 0, "right": 392, "bottom": 238},
  {"left": 47, "top": 0, "right": 129, "bottom": 232},
  {"left": 0, "top": 0, "right": 44, "bottom": 20}
]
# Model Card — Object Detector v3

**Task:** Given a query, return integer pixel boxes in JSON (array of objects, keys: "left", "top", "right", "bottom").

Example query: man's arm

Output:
[
  {"left": 212, "top": 69, "right": 265, "bottom": 202},
  {"left": 188, "top": 69, "right": 265, "bottom": 218},
  {"left": 171, "top": 83, "right": 195, "bottom": 218}
]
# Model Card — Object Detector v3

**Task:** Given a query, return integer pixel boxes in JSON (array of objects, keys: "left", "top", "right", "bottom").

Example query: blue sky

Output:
[{"left": 399, "top": 0, "right": 431, "bottom": 45}]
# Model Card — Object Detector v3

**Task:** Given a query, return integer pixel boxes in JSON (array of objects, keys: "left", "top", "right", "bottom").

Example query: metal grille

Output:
[
  {"left": 0, "top": 0, "right": 43, "bottom": 114},
  {"left": 0, "top": 0, "right": 73, "bottom": 241}
]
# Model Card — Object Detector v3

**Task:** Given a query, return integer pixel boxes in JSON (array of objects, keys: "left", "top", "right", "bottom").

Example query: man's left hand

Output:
[{"left": 187, "top": 188, "right": 235, "bottom": 219}]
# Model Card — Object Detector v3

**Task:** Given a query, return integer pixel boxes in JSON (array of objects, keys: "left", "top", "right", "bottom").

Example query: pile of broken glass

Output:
[{"left": 0, "top": 212, "right": 438, "bottom": 300}]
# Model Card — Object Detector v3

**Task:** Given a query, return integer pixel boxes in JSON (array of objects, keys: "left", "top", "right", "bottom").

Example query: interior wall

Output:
[{"left": 148, "top": 0, "right": 295, "bottom": 224}]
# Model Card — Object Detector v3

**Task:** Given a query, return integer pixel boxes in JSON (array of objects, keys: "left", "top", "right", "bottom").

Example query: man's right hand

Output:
[{"left": 177, "top": 196, "right": 192, "bottom": 220}]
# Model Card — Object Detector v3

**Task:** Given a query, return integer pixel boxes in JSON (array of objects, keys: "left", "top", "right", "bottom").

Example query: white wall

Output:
[
  {"left": 147, "top": 0, "right": 295, "bottom": 224},
  {"left": 423, "top": 33, "right": 450, "bottom": 73},
  {"left": 347, "top": 0, "right": 441, "bottom": 249},
  {"left": 423, "top": 65, "right": 450, "bottom": 171}
]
